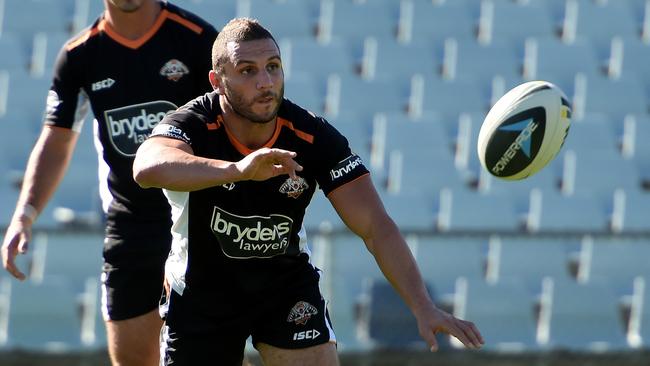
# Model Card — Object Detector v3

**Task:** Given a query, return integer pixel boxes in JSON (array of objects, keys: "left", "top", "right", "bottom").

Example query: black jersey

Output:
[
  {"left": 44, "top": 2, "right": 217, "bottom": 235},
  {"left": 150, "top": 92, "right": 369, "bottom": 301}
]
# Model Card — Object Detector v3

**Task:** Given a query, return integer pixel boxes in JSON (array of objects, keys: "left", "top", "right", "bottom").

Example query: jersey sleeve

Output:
[
  {"left": 44, "top": 44, "right": 90, "bottom": 132},
  {"left": 312, "top": 118, "right": 369, "bottom": 195},
  {"left": 149, "top": 108, "right": 205, "bottom": 148}
]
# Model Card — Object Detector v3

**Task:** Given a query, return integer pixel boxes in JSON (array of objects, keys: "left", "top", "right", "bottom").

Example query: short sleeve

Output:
[
  {"left": 312, "top": 118, "right": 369, "bottom": 195},
  {"left": 149, "top": 108, "right": 205, "bottom": 148}
]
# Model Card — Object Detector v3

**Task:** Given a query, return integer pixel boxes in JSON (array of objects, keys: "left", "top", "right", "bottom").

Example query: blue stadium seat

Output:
[
  {"left": 537, "top": 277, "right": 629, "bottom": 351},
  {"left": 451, "top": 38, "right": 522, "bottom": 87},
  {"left": 326, "top": 75, "right": 410, "bottom": 120},
  {"left": 436, "top": 188, "right": 520, "bottom": 233},
  {"left": 281, "top": 37, "right": 356, "bottom": 80},
  {"left": 487, "top": 0, "right": 555, "bottom": 47},
  {"left": 453, "top": 276, "right": 539, "bottom": 351},
  {"left": 418, "top": 76, "right": 488, "bottom": 121},
  {"left": 400, "top": 0, "right": 476, "bottom": 45},
  {"left": 627, "top": 276, "right": 650, "bottom": 349},
  {"left": 359, "top": 38, "right": 437, "bottom": 81},
  {"left": 378, "top": 193, "right": 437, "bottom": 232},
  {"left": 526, "top": 37, "right": 601, "bottom": 88},
  {"left": 38, "top": 233, "right": 103, "bottom": 292},
  {"left": 415, "top": 236, "right": 487, "bottom": 299},
  {"left": 243, "top": 0, "right": 317, "bottom": 40},
  {"left": 0, "top": 0, "right": 73, "bottom": 39},
  {"left": 355, "top": 278, "right": 431, "bottom": 349},
  {"left": 317, "top": 0, "right": 398, "bottom": 43},
  {"left": 485, "top": 236, "right": 577, "bottom": 294},
  {"left": 171, "top": 0, "right": 237, "bottom": 31},
  {"left": 569, "top": 0, "right": 639, "bottom": 53},
  {"left": 284, "top": 74, "right": 325, "bottom": 115},
  {"left": 613, "top": 189, "right": 650, "bottom": 233},
  {"left": 2, "top": 277, "right": 82, "bottom": 350},
  {"left": 576, "top": 237, "right": 650, "bottom": 293},
  {"left": 0, "top": 33, "right": 29, "bottom": 71}
]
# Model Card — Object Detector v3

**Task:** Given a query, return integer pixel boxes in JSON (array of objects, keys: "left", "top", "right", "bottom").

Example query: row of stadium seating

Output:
[{"left": 3, "top": 233, "right": 650, "bottom": 352}]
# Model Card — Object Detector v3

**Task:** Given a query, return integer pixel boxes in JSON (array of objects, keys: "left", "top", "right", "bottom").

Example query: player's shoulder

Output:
[
  {"left": 278, "top": 99, "right": 332, "bottom": 136},
  {"left": 163, "top": 1, "right": 218, "bottom": 36},
  {"left": 63, "top": 19, "right": 103, "bottom": 54},
  {"left": 172, "top": 92, "right": 221, "bottom": 126}
]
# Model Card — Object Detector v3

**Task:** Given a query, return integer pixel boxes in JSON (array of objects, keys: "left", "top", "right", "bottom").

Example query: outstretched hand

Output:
[
  {"left": 236, "top": 147, "right": 303, "bottom": 182},
  {"left": 1, "top": 219, "right": 31, "bottom": 281},
  {"left": 416, "top": 304, "right": 484, "bottom": 351}
]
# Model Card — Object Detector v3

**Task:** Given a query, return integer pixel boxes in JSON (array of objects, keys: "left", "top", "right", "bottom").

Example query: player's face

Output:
[
  {"left": 220, "top": 38, "right": 284, "bottom": 124},
  {"left": 106, "top": 0, "right": 146, "bottom": 13}
]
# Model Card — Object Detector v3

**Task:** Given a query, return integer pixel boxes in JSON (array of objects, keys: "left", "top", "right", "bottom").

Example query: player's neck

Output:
[
  {"left": 103, "top": 0, "right": 162, "bottom": 40},
  {"left": 220, "top": 99, "right": 277, "bottom": 151}
]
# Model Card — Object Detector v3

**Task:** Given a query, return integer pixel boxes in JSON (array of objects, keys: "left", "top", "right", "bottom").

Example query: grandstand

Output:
[{"left": 0, "top": 0, "right": 649, "bottom": 365}]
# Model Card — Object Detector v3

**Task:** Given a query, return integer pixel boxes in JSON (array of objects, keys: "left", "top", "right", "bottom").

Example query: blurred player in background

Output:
[
  {"left": 1, "top": 1, "right": 217, "bottom": 365},
  {"left": 133, "top": 17, "right": 484, "bottom": 365}
]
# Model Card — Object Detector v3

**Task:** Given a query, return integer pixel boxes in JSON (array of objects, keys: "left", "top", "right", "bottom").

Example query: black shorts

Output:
[
  {"left": 101, "top": 233, "right": 171, "bottom": 321},
  {"left": 160, "top": 278, "right": 335, "bottom": 366}
]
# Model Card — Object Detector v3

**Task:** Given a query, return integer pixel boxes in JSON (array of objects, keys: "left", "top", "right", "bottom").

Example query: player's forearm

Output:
[
  {"left": 133, "top": 144, "right": 241, "bottom": 191},
  {"left": 14, "top": 127, "right": 77, "bottom": 222},
  {"left": 366, "top": 223, "right": 437, "bottom": 318}
]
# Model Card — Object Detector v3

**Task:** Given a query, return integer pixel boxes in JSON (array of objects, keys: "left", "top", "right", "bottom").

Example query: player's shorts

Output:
[
  {"left": 160, "top": 277, "right": 336, "bottom": 366},
  {"left": 101, "top": 232, "right": 171, "bottom": 321}
]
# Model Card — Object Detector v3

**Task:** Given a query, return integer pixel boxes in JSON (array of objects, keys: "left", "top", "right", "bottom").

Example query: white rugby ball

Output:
[{"left": 477, "top": 80, "right": 571, "bottom": 180}]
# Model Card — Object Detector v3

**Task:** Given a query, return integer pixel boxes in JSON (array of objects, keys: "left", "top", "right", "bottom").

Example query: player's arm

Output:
[
  {"left": 1, "top": 126, "right": 79, "bottom": 280},
  {"left": 327, "top": 175, "right": 484, "bottom": 351},
  {"left": 133, "top": 136, "right": 302, "bottom": 191}
]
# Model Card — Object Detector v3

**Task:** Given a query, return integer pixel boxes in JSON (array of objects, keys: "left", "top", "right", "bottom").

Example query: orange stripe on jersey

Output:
[
  {"left": 277, "top": 118, "right": 314, "bottom": 144},
  {"left": 206, "top": 123, "right": 219, "bottom": 130},
  {"left": 167, "top": 12, "right": 203, "bottom": 34},
  {"left": 66, "top": 27, "right": 100, "bottom": 51}
]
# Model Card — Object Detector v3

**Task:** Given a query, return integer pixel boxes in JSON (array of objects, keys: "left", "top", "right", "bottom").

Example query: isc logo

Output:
[
  {"left": 293, "top": 329, "right": 321, "bottom": 341},
  {"left": 91, "top": 78, "right": 115, "bottom": 91}
]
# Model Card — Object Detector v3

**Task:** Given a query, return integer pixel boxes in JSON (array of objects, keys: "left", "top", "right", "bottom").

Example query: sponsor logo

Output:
[
  {"left": 104, "top": 101, "right": 177, "bottom": 156},
  {"left": 222, "top": 182, "right": 236, "bottom": 191},
  {"left": 293, "top": 329, "right": 321, "bottom": 341},
  {"left": 279, "top": 176, "right": 309, "bottom": 199},
  {"left": 329, "top": 154, "right": 364, "bottom": 181},
  {"left": 150, "top": 124, "right": 191, "bottom": 145},
  {"left": 91, "top": 78, "right": 115, "bottom": 91},
  {"left": 210, "top": 206, "right": 293, "bottom": 259},
  {"left": 160, "top": 59, "right": 189, "bottom": 82},
  {"left": 287, "top": 301, "right": 318, "bottom": 325},
  {"left": 491, "top": 118, "right": 538, "bottom": 175}
]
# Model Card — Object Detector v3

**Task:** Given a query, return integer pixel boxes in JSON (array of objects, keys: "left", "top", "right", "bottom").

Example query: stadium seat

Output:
[
  {"left": 377, "top": 193, "right": 437, "bottom": 232},
  {"left": 0, "top": 0, "right": 73, "bottom": 39},
  {"left": 436, "top": 188, "right": 520, "bottom": 233},
  {"left": 566, "top": 0, "right": 639, "bottom": 53},
  {"left": 3, "top": 277, "right": 82, "bottom": 350},
  {"left": 453, "top": 276, "right": 539, "bottom": 351},
  {"left": 317, "top": 0, "right": 398, "bottom": 43},
  {"left": 399, "top": 0, "right": 476, "bottom": 45},
  {"left": 355, "top": 278, "right": 432, "bottom": 349},
  {"left": 451, "top": 38, "right": 522, "bottom": 86},
  {"left": 416, "top": 75, "right": 488, "bottom": 121},
  {"left": 581, "top": 75, "right": 648, "bottom": 120},
  {"left": 284, "top": 74, "right": 325, "bottom": 115},
  {"left": 611, "top": 189, "right": 650, "bottom": 233},
  {"left": 281, "top": 37, "right": 356, "bottom": 80},
  {"left": 242, "top": 0, "right": 316, "bottom": 40},
  {"left": 486, "top": 0, "right": 556, "bottom": 47},
  {"left": 325, "top": 74, "right": 410, "bottom": 120},
  {"left": 537, "top": 277, "right": 629, "bottom": 351},
  {"left": 359, "top": 37, "right": 437, "bottom": 81},
  {"left": 170, "top": 0, "right": 237, "bottom": 31},
  {"left": 561, "top": 115, "right": 620, "bottom": 155},
  {"left": 627, "top": 276, "right": 650, "bottom": 349},
  {"left": 325, "top": 235, "right": 384, "bottom": 351},
  {"left": 618, "top": 36, "right": 650, "bottom": 84},
  {"left": 0, "top": 33, "right": 29, "bottom": 71},
  {"left": 526, "top": 190, "right": 609, "bottom": 233},
  {"left": 576, "top": 236, "right": 650, "bottom": 294},
  {"left": 414, "top": 236, "right": 487, "bottom": 300},
  {"left": 485, "top": 236, "right": 577, "bottom": 294},
  {"left": 525, "top": 37, "right": 601, "bottom": 88}
]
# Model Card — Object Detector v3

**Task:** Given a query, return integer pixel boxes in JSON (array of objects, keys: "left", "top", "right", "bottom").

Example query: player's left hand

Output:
[{"left": 415, "top": 304, "right": 484, "bottom": 351}]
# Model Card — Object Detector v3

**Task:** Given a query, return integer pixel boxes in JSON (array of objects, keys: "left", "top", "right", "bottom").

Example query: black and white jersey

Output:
[
  {"left": 150, "top": 92, "right": 369, "bottom": 299},
  {"left": 44, "top": 2, "right": 217, "bottom": 236}
]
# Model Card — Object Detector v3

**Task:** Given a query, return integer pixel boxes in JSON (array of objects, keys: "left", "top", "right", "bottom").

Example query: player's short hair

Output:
[{"left": 212, "top": 18, "right": 278, "bottom": 71}]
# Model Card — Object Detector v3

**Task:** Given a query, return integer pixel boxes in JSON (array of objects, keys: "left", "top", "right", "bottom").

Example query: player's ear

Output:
[{"left": 209, "top": 70, "right": 224, "bottom": 94}]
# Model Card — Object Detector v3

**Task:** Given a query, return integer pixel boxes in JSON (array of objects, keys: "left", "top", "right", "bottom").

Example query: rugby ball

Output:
[{"left": 477, "top": 80, "right": 571, "bottom": 180}]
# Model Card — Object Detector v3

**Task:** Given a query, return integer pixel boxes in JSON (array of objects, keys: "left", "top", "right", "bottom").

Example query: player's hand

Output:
[
  {"left": 1, "top": 218, "right": 32, "bottom": 281},
  {"left": 236, "top": 147, "right": 303, "bottom": 181},
  {"left": 415, "top": 303, "right": 484, "bottom": 351}
]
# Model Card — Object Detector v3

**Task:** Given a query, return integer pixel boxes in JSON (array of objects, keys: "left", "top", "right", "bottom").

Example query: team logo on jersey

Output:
[
  {"left": 160, "top": 59, "right": 189, "bottom": 82},
  {"left": 210, "top": 206, "right": 293, "bottom": 259},
  {"left": 279, "top": 177, "right": 309, "bottom": 199},
  {"left": 287, "top": 301, "right": 318, "bottom": 325},
  {"left": 104, "top": 101, "right": 178, "bottom": 156}
]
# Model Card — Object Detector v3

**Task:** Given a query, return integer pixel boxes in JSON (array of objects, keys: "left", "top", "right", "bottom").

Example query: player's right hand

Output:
[
  {"left": 236, "top": 147, "right": 303, "bottom": 182},
  {"left": 1, "top": 218, "right": 32, "bottom": 281}
]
